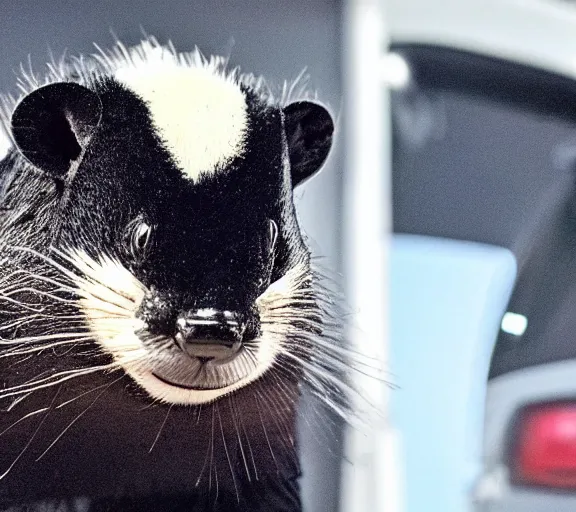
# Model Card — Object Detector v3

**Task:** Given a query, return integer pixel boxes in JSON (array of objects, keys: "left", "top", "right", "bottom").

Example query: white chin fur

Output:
[
  {"left": 93, "top": 328, "right": 281, "bottom": 406},
  {"left": 126, "top": 355, "right": 274, "bottom": 406},
  {"left": 65, "top": 249, "right": 302, "bottom": 405}
]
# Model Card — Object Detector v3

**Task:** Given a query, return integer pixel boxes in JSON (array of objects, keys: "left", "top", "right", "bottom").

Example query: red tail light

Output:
[{"left": 511, "top": 403, "right": 576, "bottom": 489}]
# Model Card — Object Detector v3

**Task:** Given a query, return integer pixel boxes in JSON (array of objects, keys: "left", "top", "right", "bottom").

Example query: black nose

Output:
[{"left": 175, "top": 309, "right": 245, "bottom": 359}]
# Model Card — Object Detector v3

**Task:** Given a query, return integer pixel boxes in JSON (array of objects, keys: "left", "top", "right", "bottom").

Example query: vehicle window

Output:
[{"left": 391, "top": 45, "right": 576, "bottom": 377}]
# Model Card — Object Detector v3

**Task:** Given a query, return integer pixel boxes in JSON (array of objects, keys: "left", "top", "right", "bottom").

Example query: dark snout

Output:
[
  {"left": 137, "top": 286, "right": 262, "bottom": 362},
  {"left": 175, "top": 309, "right": 245, "bottom": 360}
]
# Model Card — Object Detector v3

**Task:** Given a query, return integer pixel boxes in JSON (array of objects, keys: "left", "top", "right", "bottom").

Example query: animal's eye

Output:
[
  {"left": 124, "top": 217, "right": 153, "bottom": 260},
  {"left": 134, "top": 222, "right": 152, "bottom": 252}
]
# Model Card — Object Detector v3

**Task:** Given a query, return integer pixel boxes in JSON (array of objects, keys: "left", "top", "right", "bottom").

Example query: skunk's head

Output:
[{"left": 0, "top": 40, "right": 334, "bottom": 405}]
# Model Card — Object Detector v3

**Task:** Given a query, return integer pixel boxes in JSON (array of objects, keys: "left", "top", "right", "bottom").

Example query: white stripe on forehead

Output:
[{"left": 114, "top": 48, "right": 248, "bottom": 181}]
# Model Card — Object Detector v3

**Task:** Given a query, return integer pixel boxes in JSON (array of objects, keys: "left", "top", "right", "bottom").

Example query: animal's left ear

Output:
[
  {"left": 10, "top": 82, "right": 102, "bottom": 179},
  {"left": 283, "top": 101, "right": 334, "bottom": 187}
]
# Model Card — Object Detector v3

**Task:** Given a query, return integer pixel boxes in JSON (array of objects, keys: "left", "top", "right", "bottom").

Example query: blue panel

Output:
[{"left": 390, "top": 234, "right": 517, "bottom": 512}]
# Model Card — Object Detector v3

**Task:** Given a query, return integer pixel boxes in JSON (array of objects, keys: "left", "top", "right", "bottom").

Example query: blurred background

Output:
[
  {"left": 5, "top": 0, "right": 576, "bottom": 511},
  {"left": 384, "top": 1, "right": 576, "bottom": 512}
]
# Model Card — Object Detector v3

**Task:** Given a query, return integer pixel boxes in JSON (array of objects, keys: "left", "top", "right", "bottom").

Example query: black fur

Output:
[{"left": 0, "top": 47, "right": 334, "bottom": 512}]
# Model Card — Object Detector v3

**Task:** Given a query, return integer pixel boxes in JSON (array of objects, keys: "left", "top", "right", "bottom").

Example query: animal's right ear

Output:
[
  {"left": 283, "top": 101, "right": 334, "bottom": 187},
  {"left": 10, "top": 82, "right": 102, "bottom": 178}
]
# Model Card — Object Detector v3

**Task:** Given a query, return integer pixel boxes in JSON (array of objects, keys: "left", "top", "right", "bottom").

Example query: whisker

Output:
[
  {"left": 0, "top": 338, "right": 91, "bottom": 359},
  {"left": 253, "top": 386, "right": 293, "bottom": 457},
  {"left": 56, "top": 375, "right": 127, "bottom": 409},
  {"left": 216, "top": 402, "right": 239, "bottom": 503},
  {"left": 1, "top": 287, "right": 76, "bottom": 305},
  {"left": 0, "top": 363, "right": 121, "bottom": 400},
  {"left": 195, "top": 405, "right": 213, "bottom": 488},
  {"left": 254, "top": 391, "right": 279, "bottom": 473},
  {"left": 0, "top": 294, "right": 46, "bottom": 313},
  {"left": 273, "top": 354, "right": 353, "bottom": 424},
  {"left": 0, "top": 386, "right": 61, "bottom": 481},
  {"left": 6, "top": 392, "right": 32, "bottom": 412},
  {"left": 275, "top": 332, "right": 384, "bottom": 381},
  {"left": 51, "top": 246, "right": 145, "bottom": 302},
  {"left": 227, "top": 394, "right": 251, "bottom": 482},
  {"left": 148, "top": 404, "right": 172, "bottom": 453},
  {"left": 0, "top": 406, "right": 50, "bottom": 437},
  {"left": 0, "top": 314, "right": 87, "bottom": 332},
  {"left": 258, "top": 375, "right": 296, "bottom": 447},
  {"left": 0, "top": 332, "right": 92, "bottom": 346},
  {"left": 35, "top": 376, "right": 123, "bottom": 461}
]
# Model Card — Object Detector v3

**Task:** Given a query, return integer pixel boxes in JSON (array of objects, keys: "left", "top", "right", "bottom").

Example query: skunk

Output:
[{"left": 0, "top": 38, "right": 350, "bottom": 511}]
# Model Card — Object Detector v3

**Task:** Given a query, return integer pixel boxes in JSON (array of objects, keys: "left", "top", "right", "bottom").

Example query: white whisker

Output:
[
  {"left": 35, "top": 376, "right": 123, "bottom": 461},
  {"left": 0, "top": 332, "right": 91, "bottom": 346},
  {"left": 216, "top": 402, "right": 239, "bottom": 502},
  {"left": 6, "top": 392, "right": 32, "bottom": 412},
  {"left": 0, "top": 387, "right": 61, "bottom": 482},
  {"left": 0, "top": 339, "right": 92, "bottom": 359},
  {"left": 227, "top": 394, "right": 251, "bottom": 482},
  {"left": 0, "top": 363, "right": 122, "bottom": 400},
  {"left": 148, "top": 404, "right": 172, "bottom": 453},
  {"left": 0, "top": 406, "right": 49, "bottom": 437},
  {"left": 56, "top": 376, "right": 127, "bottom": 409},
  {"left": 254, "top": 390, "right": 279, "bottom": 472}
]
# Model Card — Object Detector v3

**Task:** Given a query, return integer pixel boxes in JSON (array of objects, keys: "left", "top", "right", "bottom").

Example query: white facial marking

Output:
[
  {"left": 65, "top": 248, "right": 308, "bottom": 405},
  {"left": 114, "top": 55, "right": 248, "bottom": 181}
]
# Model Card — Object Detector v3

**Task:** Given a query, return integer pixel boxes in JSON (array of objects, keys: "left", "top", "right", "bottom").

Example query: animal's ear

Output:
[
  {"left": 11, "top": 82, "right": 102, "bottom": 178},
  {"left": 283, "top": 101, "right": 334, "bottom": 187}
]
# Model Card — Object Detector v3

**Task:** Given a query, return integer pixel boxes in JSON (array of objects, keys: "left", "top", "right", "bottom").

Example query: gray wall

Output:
[{"left": 0, "top": 1, "right": 344, "bottom": 510}]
